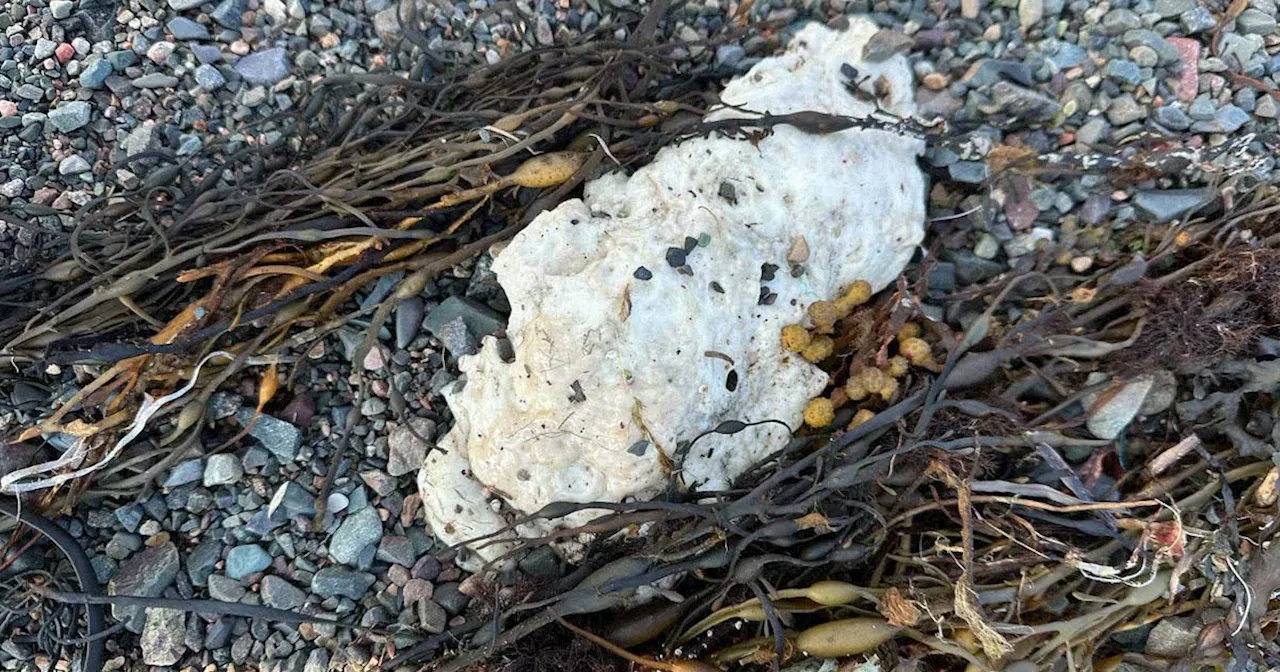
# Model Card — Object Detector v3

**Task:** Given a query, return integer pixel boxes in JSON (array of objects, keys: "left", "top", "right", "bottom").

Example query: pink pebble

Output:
[
  {"left": 1166, "top": 37, "right": 1200, "bottom": 104},
  {"left": 55, "top": 43, "right": 74, "bottom": 63}
]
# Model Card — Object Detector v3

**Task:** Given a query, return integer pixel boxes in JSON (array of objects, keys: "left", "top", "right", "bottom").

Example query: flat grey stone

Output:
[
  {"left": 132, "top": 73, "right": 179, "bottom": 88},
  {"left": 187, "top": 537, "right": 223, "bottom": 586},
  {"left": 1133, "top": 188, "right": 1213, "bottom": 222},
  {"left": 203, "top": 453, "right": 243, "bottom": 486},
  {"left": 1237, "top": 8, "right": 1278, "bottom": 34},
  {"left": 208, "top": 574, "right": 246, "bottom": 602},
  {"left": 79, "top": 58, "right": 113, "bottom": 88},
  {"left": 387, "top": 417, "right": 435, "bottom": 477},
  {"left": 1152, "top": 0, "right": 1193, "bottom": 17},
  {"left": 268, "top": 481, "right": 315, "bottom": 518},
  {"left": 423, "top": 296, "right": 505, "bottom": 343},
  {"left": 1085, "top": 376, "right": 1154, "bottom": 439},
  {"left": 192, "top": 43, "right": 223, "bottom": 64},
  {"left": 225, "top": 544, "right": 272, "bottom": 580},
  {"left": 48, "top": 101, "right": 91, "bottom": 132},
  {"left": 395, "top": 297, "right": 424, "bottom": 349},
  {"left": 1191, "top": 105, "right": 1250, "bottom": 133},
  {"left": 260, "top": 576, "right": 307, "bottom": 610},
  {"left": 141, "top": 608, "right": 186, "bottom": 666},
  {"left": 234, "top": 48, "right": 290, "bottom": 85},
  {"left": 169, "top": 0, "right": 206, "bottom": 10},
  {"left": 1145, "top": 616, "right": 1199, "bottom": 657},
  {"left": 329, "top": 506, "right": 382, "bottom": 566},
  {"left": 310, "top": 568, "right": 375, "bottom": 599},
  {"left": 1153, "top": 105, "right": 1191, "bottom": 130},
  {"left": 210, "top": 0, "right": 246, "bottom": 27},
  {"left": 109, "top": 542, "right": 179, "bottom": 632},
  {"left": 50, "top": 0, "right": 73, "bottom": 19},
  {"left": 167, "top": 17, "right": 211, "bottom": 39},
  {"left": 194, "top": 63, "right": 226, "bottom": 89},
  {"left": 58, "top": 155, "right": 90, "bottom": 176},
  {"left": 234, "top": 408, "right": 301, "bottom": 461},
  {"left": 164, "top": 458, "right": 204, "bottom": 488},
  {"left": 375, "top": 536, "right": 417, "bottom": 567}
]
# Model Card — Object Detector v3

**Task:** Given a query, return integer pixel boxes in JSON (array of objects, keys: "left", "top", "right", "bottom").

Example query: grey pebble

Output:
[
  {"left": 1152, "top": 0, "right": 1193, "bottom": 17},
  {"left": 329, "top": 506, "right": 383, "bottom": 565},
  {"left": 234, "top": 408, "right": 301, "bottom": 461},
  {"left": 192, "top": 43, "right": 223, "bottom": 64},
  {"left": 141, "top": 608, "right": 186, "bottom": 666},
  {"left": 1237, "top": 8, "right": 1278, "bottom": 35},
  {"left": 210, "top": 0, "right": 245, "bottom": 27},
  {"left": 48, "top": 101, "right": 91, "bottom": 132},
  {"left": 234, "top": 48, "right": 291, "bottom": 85},
  {"left": 225, "top": 544, "right": 272, "bottom": 580},
  {"left": 260, "top": 575, "right": 308, "bottom": 610},
  {"left": 58, "top": 155, "right": 91, "bottom": 176},
  {"left": 310, "top": 567, "right": 375, "bottom": 599},
  {"left": 195, "top": 63, "right": 226, "bottom": 90},
  {"left": 50, "top": 0, "right": 73, "bottom": 19},
  {"left": 167, "top": 17, "right": 211, "bottom": 39},
  {"left": 110, "top": 542, "right": 179, "bottom": 632},
  {"left": 1106, "top": 94, "right": 1146, "bottom": 125},
  {"left": 395, "top": 297, "right": 424, "bottom": 349},
  {"left": 387, "top": 417, "right": 435, "bottom": 477},
  {"left": 208, "top": 574, "right": 247, "bottom": 602},
  {"left": 432, "top": 582, "right": 470, "bottom": 615},
  {"left": 79, "top": 58, "right": 113, "bottom": 88},
  {"left": 1153, "top": 104, "right": 1192, "bottom": 130},
  {"left": 133, "top": 73, "right": 179, "bottom": 88},
  {"left": 187, "top": 537, "right": 223, "bottom": 587},
  {"left": 1181, "top": 6, "right": 1216, "bottom": 33},
  {"left": 164, "top": 458, "right": 204, "bottom": 488},
  {"left": 203, "top": 453, "right": 243, "bottom": 486},
  {"left": 1132, "top": 188, "right": 1213, "bottom": 222}
]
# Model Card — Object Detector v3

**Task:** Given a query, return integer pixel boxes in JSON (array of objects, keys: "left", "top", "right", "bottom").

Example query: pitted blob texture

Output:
[{"left": 418, "top": 19, "right": 927, "bottom": 564}]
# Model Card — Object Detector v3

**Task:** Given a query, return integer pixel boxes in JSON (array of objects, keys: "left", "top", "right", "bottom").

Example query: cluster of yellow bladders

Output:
[{"left": 780, "top": 280, "right": 940, "bottom": 430}]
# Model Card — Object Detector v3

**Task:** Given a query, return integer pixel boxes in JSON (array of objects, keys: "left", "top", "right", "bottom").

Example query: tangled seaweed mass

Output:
[{"left": 2, "top": 2, "right": 1280, "bottom": 671}]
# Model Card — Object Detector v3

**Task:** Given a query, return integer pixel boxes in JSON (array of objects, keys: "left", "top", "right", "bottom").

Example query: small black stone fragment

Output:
[
  {"left": 634, "top": 266, "right": 653, "bottom": 280},
  {"left": 759, "top": 286, "right": 770, "bottom": 304},
  {"left": 725, "top": 370, "right": 739, "bottom": 392},
  {"left": 718, "top": 182, "right": 737, "bottom": 205},
  {"left": 666, "top": 247, "right": 687, "bottom": 268},
  {"left": 762, "top": 292, "right": 778, "bottom": 305},
  {"left": 710, "top": 281, "right": 724, "bottom": 294},
  {"left": 628, "top": 440, "right": 650, "bottom": 456},
  {"left": 761, "top": 263, "right": 778, "bottom": 281},
  {"left": 790, "top": 263, "right": 805, "bottom": 278},
  {"left": 683, "top": 236, "right": 698, "bottom": 253},
  {"left": 677, "top": 265, "right": 694, "bottom": 276}
]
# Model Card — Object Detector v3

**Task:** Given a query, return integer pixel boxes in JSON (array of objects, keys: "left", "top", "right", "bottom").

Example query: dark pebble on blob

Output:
[
  {"left": 710, "top": 281, "right": 724, "bottom": 293},
  {"left": 761, "top": 263, "right": 778, "bottom": 281},
  {"left": 683, "top": 236, "right": 698, "bottom": 253},
  {"left": 718, "top": 182, "right": 737, "bottom": 204},
  {"left": 725, "top": 370, "right": 739, "bottom": 391},
  {"left": 634, "top": 266, "right": 653, "bottom": 280},
  {"left": 677, "top": 265, "right": 694, "bottom": 276},
  {"left": 665, "top": 247, "right": 687, "bottom": 267}
]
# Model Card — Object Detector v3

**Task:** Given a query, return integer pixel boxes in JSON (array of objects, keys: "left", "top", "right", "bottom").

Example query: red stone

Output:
[
  {"left": 1166, "top": 37, "right": 1200, "bottom": 103},
  {"left": 55, "top": 43, "right": 74, "bottom": 62}
]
